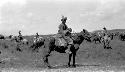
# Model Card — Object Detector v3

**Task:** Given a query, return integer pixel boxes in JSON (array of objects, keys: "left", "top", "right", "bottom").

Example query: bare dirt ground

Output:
[{"left": 0, "top": 36, "right": 125, "bottom": 72}]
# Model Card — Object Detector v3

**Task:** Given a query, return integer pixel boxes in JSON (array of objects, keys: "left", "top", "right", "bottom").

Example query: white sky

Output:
[{"left": 0, "top": 0, "right": 125, "bottom": 36}]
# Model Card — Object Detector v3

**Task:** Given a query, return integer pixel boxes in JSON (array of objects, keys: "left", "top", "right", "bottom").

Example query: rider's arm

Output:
[{"left": 58, "top": 24, "right": 64, "bottom": 33}]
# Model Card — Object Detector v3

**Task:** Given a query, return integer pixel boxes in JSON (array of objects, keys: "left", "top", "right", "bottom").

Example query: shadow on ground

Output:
[{"left": 44, "top": 63, "right": 100, "bottom": 69}]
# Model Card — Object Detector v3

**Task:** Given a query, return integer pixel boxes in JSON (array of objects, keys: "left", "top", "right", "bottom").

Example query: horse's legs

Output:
[
  {"left": 107, "top": 41, "right": 112, "bottom": 49},
  {"left": 97, "top": 39, "right": 99, "bottom": 43},
  {"left": 99, "top": 38, "right": 101, "bottom": 43},
  {"left": 105, "top": 41, "right": 108, "bottom": 49},
  {"left": 43, "top": 55, "right": 51, "bottom": 68},
  {"left": 68, "top": 53, "right": 72, "bottom": 67},
  {"left": 95, "top": 40, "right": 96, "bottom": 44},
  {"left": 103, "top": 41, "right": 106, "bottom": 49},
  {"left": 26, "top": 42, "right": 28, "bottom": 45},
  {"left": 72, "top": 51, "right": 76, "bottom": 67}
]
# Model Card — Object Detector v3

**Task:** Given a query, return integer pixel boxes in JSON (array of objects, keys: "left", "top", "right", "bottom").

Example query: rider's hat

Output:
[
  {"left": 83, "top": 29, "right": 86, "bottom": 33},
  {"left": 19, "top": 30, "right": 21, "bottom": 32},
  {"left": 36, "top": 32, "right": 39, "bottom": 35},
  {"left": 103, "top": 27, "right": 106, "bottom": 30},
  {"left": 61, "top": 16, "right": 67, "bottom": 21}
]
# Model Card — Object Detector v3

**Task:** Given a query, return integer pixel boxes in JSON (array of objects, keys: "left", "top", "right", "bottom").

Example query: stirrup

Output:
[{"left": 65, "top": 49, "right": 72, "bottom": 54}]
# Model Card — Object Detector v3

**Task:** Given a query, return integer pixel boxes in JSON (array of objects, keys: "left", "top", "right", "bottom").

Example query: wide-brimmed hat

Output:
[
  {"left": 19, "top": 30, "right": 21, "bottom": 33},
  {"left": 103, "top": 27, "right": 106, "bottom": 30},
  {"left": 61, "top": 16, "right": 67, "bottom": 21}
]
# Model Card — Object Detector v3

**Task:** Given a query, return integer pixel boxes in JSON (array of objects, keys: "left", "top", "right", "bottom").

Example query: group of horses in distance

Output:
[
  {"left": 0, "top": 29, "right": 125, "bottom": 68},
  {"left": 29, "top": 29, "right": 125, "bottom": 68}
]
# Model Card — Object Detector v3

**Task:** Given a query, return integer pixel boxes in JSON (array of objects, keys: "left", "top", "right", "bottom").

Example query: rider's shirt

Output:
[
  {"left": 36, "top": 35, "right": 39, "bottom": 39},
  {"left": 58, "top": 23, "right": 68, "bottom": 34},
  {"left": 57, "top": 23, "right": 73, "bottom": 45}
]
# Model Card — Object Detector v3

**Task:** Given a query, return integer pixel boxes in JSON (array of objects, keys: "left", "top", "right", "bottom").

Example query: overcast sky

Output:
[{"left": 0, "top": 0, "right": 125, "bottom": 36}]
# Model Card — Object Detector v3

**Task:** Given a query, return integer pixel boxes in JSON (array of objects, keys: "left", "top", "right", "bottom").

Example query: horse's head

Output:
[
  {"left": 68, "top": 28, "right": 72, "bottom": 32},
  {"left": 79, "top": 29, "right": 92, "bottom": 42},
  {"left": 79, "top": 29, "right": 88, "bottom": 37}
]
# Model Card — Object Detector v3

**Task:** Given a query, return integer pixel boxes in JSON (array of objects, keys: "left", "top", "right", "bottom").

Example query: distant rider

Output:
[
  {"left": 103, "top": 27, "right": 108, "bottom": 36},
  {"left": 34, "top": 32, "right": 40, "bottom": 43},
  {"left": 18, "top": 30, "right": 23, "bottom": 41}
]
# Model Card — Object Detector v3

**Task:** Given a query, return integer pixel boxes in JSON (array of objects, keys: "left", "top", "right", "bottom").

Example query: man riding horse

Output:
[
  {"left": 18, "top": 30, "right": 23, "bottom": 41},
  {"left": 102, "top": 27, "right": 112, "bottom": 49},
  {"left": 36, "top": 32, "right": 39, "bottom": 38},
  {"left": 103, "top": 27, "right": 108, "bottom": 36},
  {"left": 33, "top": 32, "right": 43, "bottom": 43},
  {"left": 34, "top": 32, "right": 39, "bottom": 41},
  {"left": 58, "top": 16, "right": 73, "bottom": 54}
]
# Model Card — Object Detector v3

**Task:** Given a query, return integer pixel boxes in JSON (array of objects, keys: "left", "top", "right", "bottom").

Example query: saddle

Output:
[
  {"left": 54, "top": 34, "right": 73, "bottom": 47},
  {"left": 55, "top": 37, "right": 67, "bottom": 47}
]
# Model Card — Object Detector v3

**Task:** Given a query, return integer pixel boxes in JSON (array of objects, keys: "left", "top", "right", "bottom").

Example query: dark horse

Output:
[
  {"left": 30, "top": 38, "right": 45, "bottom": 52},
  {"left": 31, "top": 31, "right": 89, "bottom": 68},
  {"left": 119, "top": 33, "right": 125, "bottom": 41},
  {"left": 0, "top": 34, "right": 5, "bottom": 40},
  {"left": 92, "top": 34, "right": 102, "bottom": 44},
  {"left": 31, "top": 29, "right": 90, "bottom": 68}
]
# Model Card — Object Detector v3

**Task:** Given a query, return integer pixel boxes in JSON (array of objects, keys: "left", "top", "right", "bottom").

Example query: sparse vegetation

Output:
[{"left": 0, "top": 29, "right": 125, "bottom": 71}]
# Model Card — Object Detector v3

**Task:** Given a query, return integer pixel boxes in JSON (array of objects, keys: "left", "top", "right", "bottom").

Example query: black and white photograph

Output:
[{"left": 0, "top": 0, "right": 125, "bottom": 72}]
